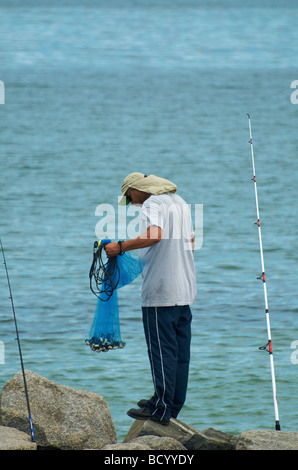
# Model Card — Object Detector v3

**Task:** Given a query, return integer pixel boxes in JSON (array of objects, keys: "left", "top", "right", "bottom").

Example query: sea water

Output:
[{"left": 0, "top": 0, "right": 298, "bottom": 440}]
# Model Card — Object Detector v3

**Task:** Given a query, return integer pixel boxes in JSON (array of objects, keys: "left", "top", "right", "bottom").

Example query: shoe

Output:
[
  {"left": 138, "top": 398, "right": 176, "bottom": 420},
  {"left": 127, "top": 406, "right": 152, "bottom": 420},
  {"left": 127, "top": 406, "right": 170, "bottom": 426},
  {"left": 150, "top": 415, "right": 170, "bottom": 426},
  {"left": 137, "top": 399, "right": 149, "bottom": 408}
]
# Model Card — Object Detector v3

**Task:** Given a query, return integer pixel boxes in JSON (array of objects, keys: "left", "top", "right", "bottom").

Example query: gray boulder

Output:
[
  {"left": 124, "top": 418, "right": 236, "bottom": 450},
  {"left": 0, "top": 425, "right": 37, "bottom": 450},
  {"left": 0, "top": 370, "right": 116, "bottom": 450},
  {"left": 130, "top": 435, "right": 187, "bottom": 450},
  {"left": 102, "top": 435, "right": 186, "bottom": 450},
  {"left": 200, "top": 427, "right": 237, "bottom": 450},
  {"left": 102, "top": 442, "right": 152, "bottom": 450},
  {"left": 236, "top": 430, "right": 298, "bottom": 450}
]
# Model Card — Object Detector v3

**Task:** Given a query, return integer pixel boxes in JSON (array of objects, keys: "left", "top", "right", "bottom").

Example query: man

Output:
[{"left": 105, "top": 172, "right": 196, "bottom": 425}]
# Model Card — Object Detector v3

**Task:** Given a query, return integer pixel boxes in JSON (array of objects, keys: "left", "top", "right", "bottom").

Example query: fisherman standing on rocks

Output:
[{"left": 105, "top": 172, "right": 197, "bottom": 425}]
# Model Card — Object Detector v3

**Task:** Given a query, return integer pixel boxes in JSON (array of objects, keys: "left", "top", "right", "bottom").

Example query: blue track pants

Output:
[{"left": 142, "top": 305, "right": 192, "bottom": 421}]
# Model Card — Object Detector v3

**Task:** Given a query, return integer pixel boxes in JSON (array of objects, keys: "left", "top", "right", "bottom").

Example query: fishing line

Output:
[
  {"left": 0, "top": 237, "right": 35, "bottom": 442},
  {"left": 89, "top": 240, "right": 120, "bottom": 300},
  {"left": 247, "top": 114, "right": 281, "bottom": 431}
]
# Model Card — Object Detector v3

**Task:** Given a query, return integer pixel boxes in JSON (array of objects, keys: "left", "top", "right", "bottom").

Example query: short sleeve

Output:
[{"left": 141, "top": 198, "right": 164, "bottom": 230}]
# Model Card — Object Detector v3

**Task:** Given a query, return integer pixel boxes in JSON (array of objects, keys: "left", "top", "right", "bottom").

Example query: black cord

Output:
[{"left": 89, "top": 241, "right": 120, "bottom": 300}]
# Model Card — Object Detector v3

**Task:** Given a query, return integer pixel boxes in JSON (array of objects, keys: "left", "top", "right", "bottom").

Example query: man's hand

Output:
[{"left": 105, "top": 242, "right": 120, "bottom": 258}]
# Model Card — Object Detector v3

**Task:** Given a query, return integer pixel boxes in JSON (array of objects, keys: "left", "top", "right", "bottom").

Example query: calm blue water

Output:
[{"left": 0, "top": 0, "right": 298, "bottom": 441}]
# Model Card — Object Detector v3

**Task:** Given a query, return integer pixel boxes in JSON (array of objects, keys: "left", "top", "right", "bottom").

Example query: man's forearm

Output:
[
  {"left": 123, "top": 236, "right": 156, "bottom": 252},
  {"left": 105, "top": 226, "right": 162, "bottom": 257},
  {"left": 123, "top": 225, "right": 162, "bottom": 251}
]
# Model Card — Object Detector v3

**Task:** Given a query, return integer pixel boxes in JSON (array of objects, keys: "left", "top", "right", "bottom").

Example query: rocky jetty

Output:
[
  {"left": 0, "top": 370, "right": 297, "bottom": 451},
  {"left": 0, "top": 370, "right": 116, "bottom": 450}
]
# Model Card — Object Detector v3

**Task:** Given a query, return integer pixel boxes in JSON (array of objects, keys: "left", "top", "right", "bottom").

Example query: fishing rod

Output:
[
  {"left": 0, "top": 238, "right": 35, "bottom": 442},
  {"left": 246, "top": 114, "right": 281, "bottom": 431}
]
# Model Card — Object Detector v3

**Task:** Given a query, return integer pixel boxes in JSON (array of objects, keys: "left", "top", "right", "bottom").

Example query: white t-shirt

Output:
[{"left": 139, "top": 193, "right": 197, "bottom": 307}]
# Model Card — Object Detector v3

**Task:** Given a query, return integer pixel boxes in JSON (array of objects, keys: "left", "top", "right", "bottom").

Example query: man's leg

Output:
[
  {"left": 171, "top": 305, "right": 192, "bottom": 418},
  {"left": 142, "top": 306, "right": 179, "bottom": 422}
]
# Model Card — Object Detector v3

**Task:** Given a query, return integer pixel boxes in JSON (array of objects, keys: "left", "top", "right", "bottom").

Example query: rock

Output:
[
  {"left": 103, "top": 435, "right": 186, "bottom": 450},
  {"left": 123, "top": 418, "right": 236, "bottom": 450},
  {"left": 123, "top": 418, "right": 201, "bottom": 449},
  {"left": 0, "top": 425, "right": 37, "bottom": 450},
  {"left": 2, "top": 371, "right": 296, "bottom": 451},
  {"left": 236, "top": 430, "right": 298, "bottom": 450},
  {"left": 0, "top": 370, "right": 117, "bottom": 450},
  {"left": 102, "top": 442, "right": 152, "bottom": 450},
  {"left": 130, "top": 435, "right": 187, "bottom": 450},
  {"left": 201, "top": 427, "right": 237, "bottom": 450}
]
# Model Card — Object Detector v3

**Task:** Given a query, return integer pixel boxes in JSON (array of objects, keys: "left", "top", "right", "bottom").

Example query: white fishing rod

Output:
[{"left": 247, "top": 114, "right": 281, "bottom": 431}]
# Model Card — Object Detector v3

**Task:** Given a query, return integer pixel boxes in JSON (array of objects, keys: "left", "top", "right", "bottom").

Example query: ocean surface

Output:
[{"left": 0, "top": 0, "right": 297, "bottom": 441}]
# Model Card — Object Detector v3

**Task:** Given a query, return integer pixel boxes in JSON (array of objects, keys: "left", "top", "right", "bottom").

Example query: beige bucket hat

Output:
[{"left": 119, "top": 172, "right": 177, "bottom": 205}]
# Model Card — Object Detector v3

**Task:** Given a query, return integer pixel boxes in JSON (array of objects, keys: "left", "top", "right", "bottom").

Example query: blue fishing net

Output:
[{"left": 86, "top": 239, "right": 143, "bottom": 353}]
